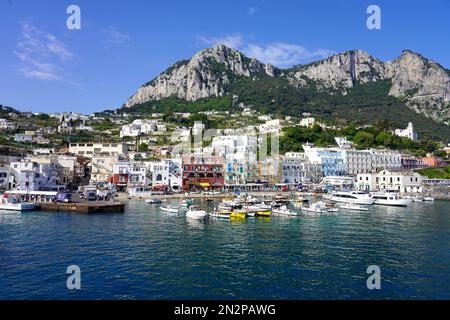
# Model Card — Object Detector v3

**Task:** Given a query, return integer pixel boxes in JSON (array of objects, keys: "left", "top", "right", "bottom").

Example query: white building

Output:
[
  {"left": 192, "top": 121, "right": 205, "bottom": 136},
  {"left": 356, "top": 170, "right": 423, "bottom": 193},
  {"left": 281, "top": 153, "right": 321, "bottom": 184},
  {"left": 120, "top": 119, "right": 164, "bottom": 138},
  {"left": 9, "top": 160, "right": 61, "bottom": 191},
  {"left": 69, "top": 142, "right": 128, "bottom": 158},
  {"left": 334, "top": 137, "right": 353, "bottom": 149},
  {"left": 89, "top": 155, "right": 119, "bottom": 183},
  {"left": 299, "top": 117, "right": 315, "bottom": 128},
  {"left": 14, "top": 134, "right": 33, "bottom": 143},
  {"left": 394, "top": 122, "right": 418, "bottom": 141},
  {"left": 259, "top": 119, "right": 281, "bottom": 134},
  {"left": 0, "top": 118, "right": 16, "bottom": 130},
  {"left": 145, "top": 159, "right": 183, "bottom": 191}
]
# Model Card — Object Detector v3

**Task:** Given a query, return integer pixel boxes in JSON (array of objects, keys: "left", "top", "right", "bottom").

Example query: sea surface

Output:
[{"left": 0, "top": 199, "right": 449, "bottom": 299}]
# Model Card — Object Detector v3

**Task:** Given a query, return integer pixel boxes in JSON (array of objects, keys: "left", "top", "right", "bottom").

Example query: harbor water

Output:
[{"left": 0, "top": 199, "right": 449, "bottom": 299}]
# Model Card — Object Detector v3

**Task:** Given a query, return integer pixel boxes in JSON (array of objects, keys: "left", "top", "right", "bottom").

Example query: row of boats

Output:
[{"left": 147, "top": 189, "right": 436, "bottom": 220}]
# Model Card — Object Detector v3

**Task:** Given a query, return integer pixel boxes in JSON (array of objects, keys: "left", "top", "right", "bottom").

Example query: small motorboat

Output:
[
  {"left": 339, "top": 204, "right": 369, "bottom": 211},
  {"left": 186, "top": 205, "right": 208, "bottom": 220},
  {"left": 160, "top": 205, "right": 179, "bottom": 213},
  {"left": 413, "top": 197, "right": 424, "bottom": 202},
  {"left": 424, "top": 197, "right": 434, "bottom": 201},
  {"left": 210, "top": 211, "right": 231, "bottom": 219},
  {"left": 180, "top": 199, "right": 194, "bottom": 208},
  {"left": 272, "top": 205, "right": 298, "bottom": 216},
  {"left": 301, "top": 203, "right": 324, "bottom": 214},
  {"left": 146, "top": 198, "right": 162, "bottom": 205}
]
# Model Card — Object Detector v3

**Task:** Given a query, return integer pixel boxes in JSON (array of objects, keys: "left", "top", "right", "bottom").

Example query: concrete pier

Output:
[{"left": 36, "top": 201, "right": 125, "bottom": 214}]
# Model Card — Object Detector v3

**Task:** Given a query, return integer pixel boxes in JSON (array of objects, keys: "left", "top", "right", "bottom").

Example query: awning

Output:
[{"left": 199, "top": 182, "right": 210, "bottom": 187}]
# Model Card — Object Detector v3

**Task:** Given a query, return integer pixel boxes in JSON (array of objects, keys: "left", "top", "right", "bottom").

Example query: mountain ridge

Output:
[{"left": 123, "top": 45, "right": 450, "bottom": 125}]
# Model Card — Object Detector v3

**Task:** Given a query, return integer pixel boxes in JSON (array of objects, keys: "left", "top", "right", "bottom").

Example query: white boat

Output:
[
  {"left": 302, "top": 202, "right": 325, "bottom": 214},
  {"left": 0, "top": 197, "right": 35, "bottom": 211},
  {"left": 210, "top": 211, "right": 231, "bottom": 219},
  {"left": 186, "top": 205, "right": 208, "bottom": 220},
  {"left": 413, "top": 197, "right": 424, "bottom": 202},
  {"left": 339, "top": 204, "right": 369, "bottom": 211},
  {"left": 272, "top": 205, "right": 298, "bottom": 216},
  {"left": 146, "top": 198, "right": 162, "bottom": 205},
  {"left": 329, "top": 191, "right": 375, "bottom": 205},
  {"left": 160, "top": 205, "right": 179, "bottom": 213},
  {"left": 371, "top": 192, "right": 412, "bottom": 207},
  {"left": 424, "top": 197, "right": 434, "bottom": 201}
]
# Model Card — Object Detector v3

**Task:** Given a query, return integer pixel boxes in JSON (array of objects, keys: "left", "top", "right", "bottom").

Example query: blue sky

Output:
[{"left": 0, "top": 0, "right": 449, "bottom": 114}]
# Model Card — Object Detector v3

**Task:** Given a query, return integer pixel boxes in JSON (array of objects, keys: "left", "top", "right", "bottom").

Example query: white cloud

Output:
[
  {"left": 103, "top": 26, "right": 132, "bottom": 47},
  {"left": 15, "top": 22, "right": 74, "bottom": 81},
  {"left": 197, "top": 34, "right": 334, "bottom": 68}
]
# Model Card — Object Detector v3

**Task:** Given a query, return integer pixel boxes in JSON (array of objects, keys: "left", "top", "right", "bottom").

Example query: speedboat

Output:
[
  {"left": 160, "top": 205, "right": 179, "bottom": 213},
  {"left": 329, "top": 191, "right": 375, "bottom": 205},
  {"left": 371, "top": 192, "right": 412, "bottom": 207},
  {"left": 272, "top": 205, "right": 298, "bottom": 216},
  {"left": 186, "top": 205, "right": 208, "bottom": 220}
]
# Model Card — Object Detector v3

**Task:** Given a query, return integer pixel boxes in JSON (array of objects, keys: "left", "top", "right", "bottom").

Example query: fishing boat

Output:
[
  {"left": 146, "top": 198, "right": 162, "bottom": 205},
  {"left": 339, "top": 204, "right": 369, "bottom": 211},
  {"left": 272, "top": 205, "right": 298, "bottom": 216},
  {"left": 0, "top": 196, "right": 35, "bottom": 211},
  {"left": 371, "top": 192, "right": 412, "bottom": 207},
  {"left": 230, "top": 210, "right": 247, "bottom": 219},
  {"left": 186, "top": 205, "right": 208, "bottom": 220},
  {"left": 160, "top": 205, "right": 179, "bottom": 213}
]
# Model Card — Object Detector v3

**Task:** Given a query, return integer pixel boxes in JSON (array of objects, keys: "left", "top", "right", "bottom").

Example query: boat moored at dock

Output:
[
  {"left": 0, "top": 195, "right": 35, "bottom": 211},
  {"left": 329, "top": 191, "right": 375, "bottom": 205},
  {"left": 370, "top": 192, "right": 412, "bottom": 207}
]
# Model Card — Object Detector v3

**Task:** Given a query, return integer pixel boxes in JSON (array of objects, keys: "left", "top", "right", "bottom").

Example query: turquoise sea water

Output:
[{"left": 0, "top": 199, "right": 449, "bottom": 299}]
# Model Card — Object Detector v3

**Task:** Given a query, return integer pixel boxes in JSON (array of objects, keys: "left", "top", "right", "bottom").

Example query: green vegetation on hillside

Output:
[{"left": 416, "top": 166, "right": 450, "bottom": 179}]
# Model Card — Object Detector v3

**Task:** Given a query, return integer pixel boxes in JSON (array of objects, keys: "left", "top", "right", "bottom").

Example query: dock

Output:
[{"left": 35, "top": 201, "right": 125, "bottom": 214}]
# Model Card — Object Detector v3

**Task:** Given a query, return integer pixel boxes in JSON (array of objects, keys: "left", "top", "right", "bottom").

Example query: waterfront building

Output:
[
  {"left": 181, "top": 154, "right": 224, "bottom": 191},
  {"left": 69, "top": 142, "right": 128, "bottom": 158},
  {"left": 341, "top": 149, "right": 374, "bottom": 175},
  {"left": 356, "top": 170, "right": 423, "bottom": 193},
  {"left": 372, "top": 149, "right": 402, "bottom": 172},
  {"left": 0, "top": 156, "right": 19, "bottom": 190},
  {"left": 303, "top": 144, "right": 347, "bottom": 177},
  {"left": 145, "top": 159, "right": 183, "bottom": 192},
  {"left": 281, "top": 153, "right": 321, "bottom": 184},
  {"left": 394, "top": 122, "right": 418, "bottom": 141},
  {"left": 9, "top": 160, "right": 61, "bottom": 191}
]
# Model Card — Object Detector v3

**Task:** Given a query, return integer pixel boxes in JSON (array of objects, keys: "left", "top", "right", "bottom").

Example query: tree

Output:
[
  {"left": 353, "top": 131, "right": 375, "bottom": 149},
  {"left": 375, "top": 131, "right": 392, "bottom": 147},
  {"left": 138, "top": 143, "right": 149, "bottom": 152}
]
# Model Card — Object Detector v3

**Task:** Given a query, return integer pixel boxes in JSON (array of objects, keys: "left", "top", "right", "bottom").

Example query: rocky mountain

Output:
[
  {"left": 124, "top": 45, "right": 450, "bottom": 124},
  {"left": 125, "top": 44, "right": 276, "bottom": 107}
]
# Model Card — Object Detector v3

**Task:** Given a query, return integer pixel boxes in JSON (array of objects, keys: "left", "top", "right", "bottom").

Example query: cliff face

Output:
[
  {"left": 124, "top": 46, "right": 450, "bottom": 123},
  {"left": 125, "top": 44, "right": 275, "bottom": 107}
]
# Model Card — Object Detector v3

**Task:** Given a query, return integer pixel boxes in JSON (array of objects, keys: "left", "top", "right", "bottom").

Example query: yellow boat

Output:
[
  {"left": 230, "top": 211, "right": 247, "bottom": 219},
  {"left": 255, "top": 210, "right": 271, "bottom": 217}
]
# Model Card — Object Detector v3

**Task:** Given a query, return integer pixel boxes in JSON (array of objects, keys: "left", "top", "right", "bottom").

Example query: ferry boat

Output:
[
  {"left": 329, "top": 191, "right": 375, "bottom": 205},
  {"left": 186, "top": 205, "right": 208, "bottom": 220},
  {"left": 371, "top": 192, "right": 412, "bottom": 207},
  {"left": 0, "top": 196, "right": 35, "bottom": 211}
]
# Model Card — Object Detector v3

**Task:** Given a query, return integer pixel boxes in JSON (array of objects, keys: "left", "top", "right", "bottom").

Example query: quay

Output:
[{"left": 35, "top": 201, "right": 125, "bottom": 214}]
